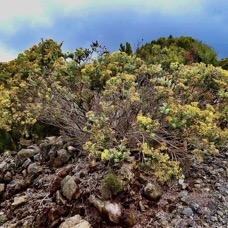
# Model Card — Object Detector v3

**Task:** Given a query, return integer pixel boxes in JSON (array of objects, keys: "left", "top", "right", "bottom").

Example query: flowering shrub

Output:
[{"left": 0, "top": 39, "right": 227, "bottom": 183}]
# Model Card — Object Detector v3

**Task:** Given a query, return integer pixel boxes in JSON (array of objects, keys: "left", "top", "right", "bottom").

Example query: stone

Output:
[
  {"left": 0, "top": 183, "right": 5, "bottom": 194},
  {"left": 0, "top": 211, "right": 8, "bottom": 224},
  {"left": 0, "top": 161, "right": 7, "bottom": 173},
  {"left": 88, "top": 195, "right": 105, "bottom": 213},
  {"left": 3, "top": 171, "right": 12, "bottom": 182},
  {"left": 211, "top": 216, "right": 218, "bottom": 222},
  {"left": 56, "top": 165, "right": 73, "bottom": 178},
  {"left": 104, "top": 202, "right": 122, "bottom": 224},
  {"left": 22, "top": 158, "right": 32, "bottom": 169},
  {"left": 124, "top": 210, "right": 138, "bottom": 227},
  {"left": 34, "top": 153, "right": 41, "bottom": 162},
  {"left": 16, "top": 149, "right": 35, "bottom": 165},
  {"left": 67, "top": 146, "right": 77, "bottom": 154},
  {"left": 189, "top": 202, "right": 200, "bottom": 212},
  {"left": 179, "top": 190, "right": 188, "bottom": 198},
  {"left": 59, "top": 214, "right": 91, "bottom": 228},
  {"left": 50, "top": 176, "right": 62, "bottom": 194},
  {"left": 61, "top": 175, "right": 78, "bottom": 201},
  {"left": 182, "top": 207, "right": 193, "bottom": 217},
  {"left": 119, "top": 163, "right": 135, "bottom": 186},
  {"left": 178, "top": 179, "right": 185, "bottom": 185},
  {"left": 57, "top": 149, "right": 70, "bottom": 164},
  {"left": 27, "top": 163, "right": 42, "bottom": 175},
  {"left": 12, "top": 195, "right": 28, "bottom": 209},
  {"left": 143, "top": 182, "right": 162, "bottom": 201},
  {"left": 56, "top": 190, "right": 67, "bottom": 205}
]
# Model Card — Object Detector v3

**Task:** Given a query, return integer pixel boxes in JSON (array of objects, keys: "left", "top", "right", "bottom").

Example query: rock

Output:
[
  {"left": 6, "top": 179, "right": 21, "bottom": 193},
  {"left": 178, "top": 179, "right": 185, "bottom": 185},
  {"left": 88, "top": 194, "right": 105, "bottom": 213},
  {"left": 27, "top": 163, "right": 42, "bottom": 175},
  {"left": 88, "top": 194, "right": 121, "bottom": 224},
  {"left": 50, "top": 176, "right": 62, "bottom": 194},
  {"left": 56, "top": 165, "right": 72, "bottom": 178},
  {"left": 143, "top": 182, "right": 162, "bottom": 201},
  {"left": 59, "top": 214, "right": 91, "bottom": 228},
  {"left": 0, "top": 211, "right": 8, "bottom": 224},
  {"left": 12, "top": 195, "right": 28, "bottom": 209},
  {"left": 0, "top": 183, "right": 5, "bottom": 194},
  {"left": 0, "top": 161, "right": 7, "bottom": 173},
  {"left": 119, "top": 163, "right": 135, "bottom": 187},
  {"left": 3, "top": 171, "right": 12, "bottom": 182},
  {"left": 56, "top": 190, "right": 67, "bottom": 205},
  {"left": 67, "top": 146, "right": 77, "bottom": 154},
  {"left": 16, "top": 149, "right": 35, "bottom": 165},
  {"left": 181, "top": 207, "right": 193, "bottom": 217},
  {"left": 57, "top": 149, "right": 71, "bottom": 164},
  {"left": 22, "top": 158, "right": 32, "bottom": 169},
  {"left": 34, "top": 153, "right": 41, "bottom": 162},
  {"left": 211, "top": 216, "right": 218, "bottom": 222},
  {"left": 189, "top": 202, "right": 200, "bottom": 212},
  {"left": 48, "top": 205, "right": 67, "bottom": 222},
  {"left": 124, "top": 210, "right": 138, "bottom": 227},
  {"left": 61, "top": 175, "right": 78, "bottom": 201},
  {"left": 179, "top": 190, "right": 188, "bottom": 198},
  {"left": 104, "top": 202, "right": 122, "bottom": 224}
]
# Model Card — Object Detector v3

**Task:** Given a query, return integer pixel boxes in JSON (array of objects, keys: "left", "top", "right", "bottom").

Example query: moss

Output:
[{"left": 100, "top": 171, "right": 123, "bottom": 199}]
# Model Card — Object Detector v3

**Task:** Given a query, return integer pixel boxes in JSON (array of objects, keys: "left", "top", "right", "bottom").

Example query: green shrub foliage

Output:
[
  {"left": 136, "top": 36, "right": 218, "bottom": 68},
  {"left": 0, "top": 38, "right": 227, "bottom": 183}
]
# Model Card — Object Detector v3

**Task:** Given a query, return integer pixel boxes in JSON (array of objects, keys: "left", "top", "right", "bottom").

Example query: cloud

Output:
[
  {"left": 0, "top": 0, "right": 207, "bottom": 35},
  {"left": 0, "top": 0, "right": 87, "bottom": 34},
  {"left": 0, "top": 42, "right": 18, "bottom": 62}
]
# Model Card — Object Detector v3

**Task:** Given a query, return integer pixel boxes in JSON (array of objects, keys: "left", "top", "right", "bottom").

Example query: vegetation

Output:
[
  {"left": 0, "top": 36, "right": 227, "bottom": 184},
  {"left": 136, "top": 35, "right": 218, "bottom": 68}
]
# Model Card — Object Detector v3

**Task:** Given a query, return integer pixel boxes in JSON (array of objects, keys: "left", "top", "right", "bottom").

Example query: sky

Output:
[{"left": 0, "top": 0, "right": 227, "bottom": 62}]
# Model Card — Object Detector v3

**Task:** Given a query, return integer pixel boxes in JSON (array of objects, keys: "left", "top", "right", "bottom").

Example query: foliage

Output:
[
  {"left": 0, "top": 38, "right": 227, "bottom": 184},
  {"left": 136, "top": 36, "right": 218, "bottom": 68},
  {"left": 218, "top": 58, "right": 228, "bottom": 70},
  {"left": 119, "top": 42, "right": 133, "bottom": 55},
  {"left": 100, "top": 171, "right": 123, "bottom": 199}
]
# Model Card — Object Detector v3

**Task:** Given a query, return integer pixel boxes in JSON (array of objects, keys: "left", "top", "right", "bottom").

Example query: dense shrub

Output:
[{"left": 0, "top": 39, "right": 227, "bottom": 183}]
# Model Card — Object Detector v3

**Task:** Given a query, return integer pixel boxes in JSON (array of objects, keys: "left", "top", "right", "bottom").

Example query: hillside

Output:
[{"left": 0, "top": 37, "right": 227, "bottom": 227}]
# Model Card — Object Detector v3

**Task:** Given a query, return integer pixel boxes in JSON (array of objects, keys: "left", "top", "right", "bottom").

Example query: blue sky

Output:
[{"left": 0, "top": 0, "right": 227, "bottom": 62}]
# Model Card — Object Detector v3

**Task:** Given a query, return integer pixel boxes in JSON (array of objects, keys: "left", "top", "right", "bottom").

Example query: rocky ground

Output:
[{"left": 0, "top": 136, "right": 227, "bottom": 228}]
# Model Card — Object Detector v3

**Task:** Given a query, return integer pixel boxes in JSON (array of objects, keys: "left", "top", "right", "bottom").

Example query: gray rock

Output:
[
  {"left": 0, "top": 211, "right": 8, "bottom": 224},
  {"left": 12, "top": 195, "right": 28, "bottom": 209},
  {"left": 104, "top": 202, "right": 122, "bottom": 224},
  {"left": 16, "top": 149, "right": 35, "bottom": 165},
  {"left": 189, "top": 202, "right": 199, "bottom": 212},
  {"left": 61, "top": 175, "right": 78, "bottom": 201},
  {"left": 59, "top": 214, "right": 91, "bottom": 228},
  {"left": 182, "top": 207, "right": 193, "bottom": 217},
  {"left": 0, "top": 183, "right": 5, "bottom": 194},
  {"left": 88, "top": 194, "right": 105, "bottom": 213},
  {"left": 143, "top": 182, "right": 162, "bottom": 201},
  {"left": 178, "top": 179, "right": 185, "bottom": 185},
  {"left": 67, "top": 146, "right": 77, "bottom": 154},
  {"left": 3, "top": 171, "right": 12, "bottom": 182},
  {"left": 22, "top": 158, "right": 32, "bottom": 169},
  {"left": 0, "top": 161, "right": 7, "bottom": 173},
  {"left": 34, "top": 153, "right": 41, "bottom": 162},
  {"left": 27, "top": 163, "right": 42, "bottom": 175},
  {"left": 211, "top": 216, "right": 218, "bottom": 222},
  {"left": 57, "top": 149, "right": 70, "bottom": 164},
  {"left": 179, "top": 190, "right": 188, "bottom": 197},
  {"left": 56, "top": 190, "right": 67, "bottom": 205}
]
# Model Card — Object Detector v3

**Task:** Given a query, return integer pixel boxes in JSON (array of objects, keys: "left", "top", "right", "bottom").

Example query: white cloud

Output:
[
  {"left": 0, "top": 0, "right": 86, "bottom": 34},
  {"left": 0, "top": 42, "right": 18, "bottom": 62},
  {"left": 0, "top": 0, "right": 207, "bottom": 35}
]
